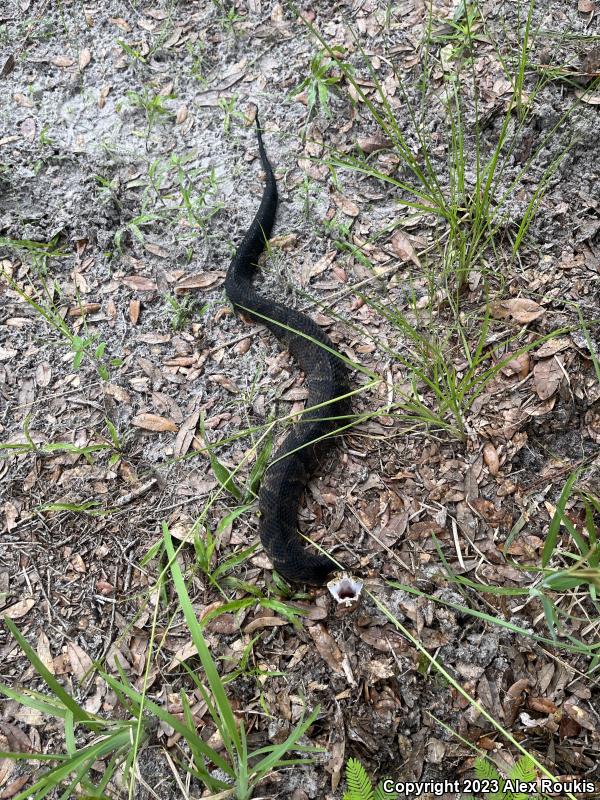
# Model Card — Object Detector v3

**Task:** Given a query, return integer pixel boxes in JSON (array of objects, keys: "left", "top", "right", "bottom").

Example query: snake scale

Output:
[{"left": 224, "top": 117, "right": 349, "bottom": 584}]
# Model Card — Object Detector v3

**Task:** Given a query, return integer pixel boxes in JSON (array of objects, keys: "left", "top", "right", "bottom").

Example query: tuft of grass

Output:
[
  {"left": 1, "top": 243, "right": 122, "bottom": 380},
  {"left": 290, "top": 0, "right": 587, "bottom": 439},
  {"left": 0, "top": 524, "right": 324, "bottom": 799}
]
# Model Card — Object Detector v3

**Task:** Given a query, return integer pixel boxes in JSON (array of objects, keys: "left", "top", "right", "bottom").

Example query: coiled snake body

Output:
[{"left": 224, "top": 118, "right": 349, "bottom": 584}]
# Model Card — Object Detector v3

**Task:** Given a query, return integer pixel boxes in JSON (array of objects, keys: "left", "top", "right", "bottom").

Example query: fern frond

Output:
[
  {"left": 375, "top": 779, "right": 398, "bottom": 800},
  {"left": 474, "top": 756, "right": 501, "bottom": 782},
  {"left": 510, "top": 755, "right": 536, "bottom": 783},
  {"left": 345, "top": 757, "right": 375, "bottom": 800}
]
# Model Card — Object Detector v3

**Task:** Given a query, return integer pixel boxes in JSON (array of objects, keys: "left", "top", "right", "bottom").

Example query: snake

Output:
[{"left": 224, "top": 116, "right": 349, "bottom": 584}]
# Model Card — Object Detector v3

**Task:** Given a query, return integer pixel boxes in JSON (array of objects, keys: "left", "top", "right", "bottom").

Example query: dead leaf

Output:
[
  {"left": 67, "top": 641, "right": 94, "bottom": 681},
  {"left": 132, "top": 413, "right": 178, "bottom": 432},
  {"left": 68, "top": 303, "right": 101, "bottom": 317},
  {"left": 20, "top": 118, "right": 35, "bottom": 141},
  {"left": 503, "top": 678, "right": 530, "bottom": 726},
  {"left": 3, "top": 501, "right": 19, "bottom": 531},
  {"left": 244, "top": 616, "right": 288, "bottom": 633},
  {"left": 1, "top": 54, "right": 15, "bottom": 78},
  {"left": 122, "top": 276, "right": 157, "bottom": 291},
  {"left": 564, "top": 698, "right": 596, "bottom": 731},
  {"left": 78, "top": 48, "right": 91, "bottom": 69},
  {"left": 1, "top": 597, "right": 35, "bottom": 620},
  {"left": 0, "top": 755, "right": 14, "bottom": 791},
  {"left": 109, "top": 16, "right": 131, "bottom": 31},
  {"left": 576, "top": 89, "right": 600, "bottom": 105},
  {"left": 36, "top": 629, "right": 55, "bottom": 674},
  {"left": 501, "top": 352, "right": 530, "bottom": 378},
  {"left": 578, "top": 0, "right": 595, "bottom": 11},
  {"left": 307, "top": 623, "right": 344, "bottom": 674},
  {"left": 483, "top": 442, "right": 500, "bottom": 475},
  {"left": 331, "top": 191, "right": 359, "bottom": 217},
  {"left": 129, "top": 299, "right": 140, "bottom": 324},
  {"left": 98, "top": 85, "right": 110, "bottom": 109},
  {"left": 533, "top": 357, "right": 563, "bottom": 400},
  {"left": 535, "top": 337, "right": 571, "bottom": 358},
  {"left": 104, "top": 383, "right": 130, "bottom": 403},
  {"left": 390, "top": 230, "right": 421, "bottom": 268},
  {"left": 176, "top": 105, "right": 188, "bottom": 124},
  {"left": 0, "top": 773, "right": 30, "bottom": 797},
  {"left": 357, "top": 135, "right": 393, "bottom": 153},
  {"left": 144, "top": 242, "right": 170, "bottom": 258},
  {"left": 175, "top": 272, "right": 224, "bottom": 292},
  {"left": 51, "top": 55, "right": 75, "bottom": 68},
  {"left": 491, "top": 298, "right": 545, "bottom": 323}
]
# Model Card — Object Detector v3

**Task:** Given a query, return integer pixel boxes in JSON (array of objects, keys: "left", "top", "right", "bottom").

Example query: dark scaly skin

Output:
[{"left": 224, "top": 117, "right": 349, "bottom": 584}]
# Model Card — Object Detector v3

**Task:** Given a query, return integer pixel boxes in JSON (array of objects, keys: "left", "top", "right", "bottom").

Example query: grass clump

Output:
[{"left": 0, "top": 523, "right": 322, "bottom": 800}]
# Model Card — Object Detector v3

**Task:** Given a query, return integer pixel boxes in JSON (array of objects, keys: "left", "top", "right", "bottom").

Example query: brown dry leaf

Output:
[
  {"left": 244, "top": 616, "right": 288, "bottom": 633},
  {"left": 0, "top": 774, "right": 30, "bottom": 797},
  {"left": 168, "top": 639, "right": 198, "bottom": 671},
  {"left": 173, "top": 408, "right": 202, "bottom": 458},
  {"left": 326, "top": 704, "right": 345, "bottom": 791},
  {"left": 109, "top": 16, "right": 131, "bottom": 31},
  {"left": 578, "top": 0, "right": 595, "bottom": 11},
  {"left": 175, "top": 272, "right": 224, "bottom": 292},
  {"left": 482, "top": 442, "right": 500, "bottom": 475},
  {"left": 176, "top": 104, "right": 188, "bottom": 124},
  {"left": 144, "top": 242, "right": 170, "bottom": 258},
  {"left": 503, "top": 678, "right": 530, "bottom": 726},
  {"left": 576, "top": 89, "right": 600, "bottom": 105},
  {"left": 0, "top": 756, "right": 15, "bottom": 792},
  {"left": 129, "top": 299, "right": 141, "bottom": 324},
  {"left": 51, "top": 55, "right": 75, "bottom": 67},
  {"left": 563, "top": 698, "right": 596, "bottom": 731},
  {"left": 331, "top": 191, "right": 359, "bottom": 217},
  {"left": 98, "top": 85, "right": 110, "bottom": 109},
  {"left": 307, "top": 623, "right": 344, "bottom": 675},
  {"left": 78, "top": 48, "right": 91, "bottom": 69},
  {"left": 390, "top": 230, "right": 421, "bottom": 268},
  {"left": 132, "top": 413, "right": 178, "bottom": 432},
  {"left": 37, "top": 629, "right": 55, "bottom": 674},
  {"left": 527, "top": 696, "right": 557, "bottom": 714},
  {"left": 1, "top": 54, "right": 15, "bottom": 78},
  {"left": 105, "top": 383, "right": 130, "bottom": 403},
  {"left": 123, "top": 276, "right": 157, "bottom": 291},
  {"left": 270, "top": 234, "right": 298, "bottom": 250},
  {"left": 357, "top": 134, "right": 393, "bottom": 153},
  {"left": 501, "top": 352, "right": 530, "bottom": 378},
  {"left": 68, "top": 641, "right": 94, "bottom": 681},
  {"left": 68, "top": 303, "right": 100, "bottom": 317},
  {"left": 13, "top": 93, "right": 34, "bottom": 108},
  {"left": 491, "top": 298, "right": 545, "bottom": 323},
  {"left": 20, "top": 118, "right": 35, "bottom": 140},
  {"left": 535, "top": 337, "right": 571, "bottom": 358},
  {"left": 4, "top": 501, "right": 19, "bottom": 531},
  {"left": 209, "top": 374, "right": 239, "bottom": 394},
  {"left": 1, "top": 597, "right": 35, "bottom": 620},
  {"left": 533, "top": 357, "right": 563, "bottom": 401},
  {"left": 35, "top": 361, "right": 52, "bottom": 386}
]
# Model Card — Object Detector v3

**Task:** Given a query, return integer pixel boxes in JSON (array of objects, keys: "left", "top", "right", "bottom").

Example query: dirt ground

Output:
[{"left": 1, "top": 0, "right": 600, "bottom": 798}]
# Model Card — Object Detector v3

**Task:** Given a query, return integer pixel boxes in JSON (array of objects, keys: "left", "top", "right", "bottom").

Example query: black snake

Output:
[{"left": 224, "top": 117, "right": 349, "bottom": 584}]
